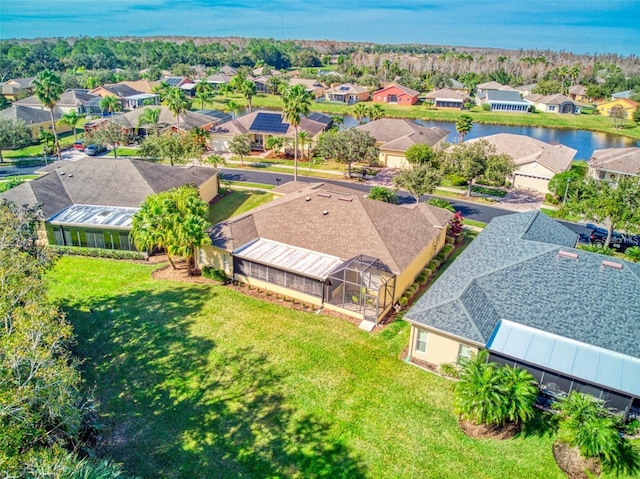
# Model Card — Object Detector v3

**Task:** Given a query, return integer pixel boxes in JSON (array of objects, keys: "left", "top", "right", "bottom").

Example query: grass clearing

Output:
[
  {"left": 462, "top": 218, "right": 487, "bottom": 229},
  {"left": 207, "top": 190, "right": 274, "bottom": 224},
  {"left": 47, "top": 256, "right": 571, "bottom": 479}
]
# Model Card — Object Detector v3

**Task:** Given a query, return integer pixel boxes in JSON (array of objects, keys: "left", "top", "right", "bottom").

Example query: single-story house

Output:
[
  {"left": 14, "top": 89, "right": 99, "bottom": 115},
  {"left": 589, "top": 147, "right": 640, "bottom": 182},
  {"left": 524, "top": 94, "right": 580, "bottom": 114},
  {"left": 356, "top": 118, "right": 449, "bottom": 168},
  {"left": 205, "top": 73, "right": 233, "bottom": 87},
  {"left": 324, "top": 84, "right": 370, "bottom": 104},
  {"left": 0, "top": 157, "right": 219, "bottom": 251},
  {"left": 475, "top": 81, "right": 518, "bottom": 95},
  {"left": 288, "top": 78, "right": 325, "bottom": 99},
  {"left": 404, "top": 210, "right": 640, "bottom": 420},
  {"left": 0, "top": 105, "right": 71, "bottom": 139},
  {"left": 252, "top": 75, "right": 271, "bottom": 93},
  {"left": 612, "top": 90, "right": 635, "bottom": 100},
  {"left": 515, "top": 83, "right": 537, "bottom": 97},
  {"left": 162, "top": 76, "right": 193, "bottom": 88},
  {"left": 476, "top": 90, "right": 531, "bottom": 113},
  {"left": 466, "top": 133, "right": 576, "bottom": 193},
  {"left": 209, "top": 110, "right": 332, "bottom": 152},
  {"left": 423, "top": 88, "right": 471, "bottom": 109},
  {"left": 118, "top": 80, "right": 160, "bottom": 94},
  {"left": 448, "top": 79, "right": 469, "bottom": 95},
  {"left": 568, "top": 85, "right": 588, "bottom": 102},
  {"left": 1, "top": 77, "right": 35, "bottom": 100},
  {"left": 597, "top": 98, "right": 638, "bottom": 119},
  {"left": 219, "top": 66, "right": 238, "bottom": 76},
  {"left": 372, "top": 83, "right": 420, "bottom": 105},
  {"left": 199, "top": 182, "right": 453, "bottom": 327},
  {"left": 123, "top": 93, "right": 160, "bottom": 109}
]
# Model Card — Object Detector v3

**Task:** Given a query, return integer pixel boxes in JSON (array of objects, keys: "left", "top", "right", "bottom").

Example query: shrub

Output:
[
  {"left": 544, "top": 193, "right": 560, "bottom": 205},
  {"left": 398, "top": 296, "right": 408, "bottom": 306},
  {"left": 625, "top": 246, "right": 640, "bottom": 262},
  {"left": 201, "top": 266, "right": 227, "bottom": 282},
  {"left": 481, "top": 103, "right": 490, "bottom": 111},
  {"left": 447, "top": 174, "right": 468, "bottom": 187},
  {"left": 416, "top": 271, "right": 428, "bottom": 283},
  {"left": 445, "top": 236, "right": 455, "bottom": 245},
  {"left": 427, "top": 198, "right": 455, "bottom": 212},
  {"left": 429, "top": 259, "right": 441, "bottom": 269},
  {"left": 579, "top": 244, "right": 615, "bottom": 256},
  {"left": 443, "top": 244, "right": 454, "bottom": 256},
  {"left": 48, "top": 245, "right": 147, "bottom": 260},
  {"left": 439, "top": 363, "right": 460, "bottom": 379},
  {"left": 435, "top": 252, "right": 446, "bottom": 263}
]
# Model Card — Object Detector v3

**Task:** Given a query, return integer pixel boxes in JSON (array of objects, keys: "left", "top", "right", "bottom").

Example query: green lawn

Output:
[
  {"left": 106, "top": 147, "right": 141, "bottom": 157},
  {"left": 47, "top": 256, "right": 569, "bottom": 479},
  {"left": 2, "top": 131, "right": 82, "bottom": 159},
  {"left": 207, "top": 190, "right": 274, "bottom": 224}
]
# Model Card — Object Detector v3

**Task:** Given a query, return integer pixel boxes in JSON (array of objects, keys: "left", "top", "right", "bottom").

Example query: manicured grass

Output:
[
  {"left": 226, "top": 181, "right": 275, "bottom": 190},
  {"left": 207, "top": 190, "right": 274, "bottom": 224},
  {"left": 540, "top": 207, "right": 582, "bottom": 222},
  {"left": 47, "top": 256, "right": 569, "bottom": 479},
  {"left": 434, "top": 188, "right": 498, "bottom": 204},
  {"left": 462, "top": 218, "right": 487, "bottom": 229},
  {"left": 2, "top": 131, "right": 82, "bottom": 159},
  {"left": 0, "top": 174, "right": 39, "bottom": 181},
  {"left": 105, "top": 147, "right": 141, "bottom": 157}
]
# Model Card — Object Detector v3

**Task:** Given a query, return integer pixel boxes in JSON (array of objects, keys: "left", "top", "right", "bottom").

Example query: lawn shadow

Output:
[
  {"left": 61, "top": 287, "right": 367, "bottom": 478},
  {"left": 516, "top": 408, "right": 558, "bottom": 439}
]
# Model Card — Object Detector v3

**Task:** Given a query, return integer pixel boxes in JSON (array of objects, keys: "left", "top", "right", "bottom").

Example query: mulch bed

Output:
[
  {"left": 459, "top": 420, "right": 521, "bottom": 440},
  {"left": 552, "top": 441, "right": 601, "bottom": 479}
]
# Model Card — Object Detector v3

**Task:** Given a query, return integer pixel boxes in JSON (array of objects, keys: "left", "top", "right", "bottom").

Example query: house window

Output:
[
  {"left": 415, "top": 329, "right": 428, "bottom": 353},
  {"left": 458, "top": 344, "right": 472, "bottom": 364}
]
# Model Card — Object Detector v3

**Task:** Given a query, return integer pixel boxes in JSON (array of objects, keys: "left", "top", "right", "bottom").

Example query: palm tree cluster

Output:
[
  {"left": 454, "top": 350, "right": 538, "bottom": 427},
  {"left": 130, "top": 185, "right": 211, "bottom": 275},
  {"left": 352, "top": 103, "right": 385, "bottom": 124}
]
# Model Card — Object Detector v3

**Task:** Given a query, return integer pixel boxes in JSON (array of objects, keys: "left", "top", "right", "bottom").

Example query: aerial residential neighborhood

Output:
[{"left": 1, "top": 4, "right": 640, "bottom": 478}]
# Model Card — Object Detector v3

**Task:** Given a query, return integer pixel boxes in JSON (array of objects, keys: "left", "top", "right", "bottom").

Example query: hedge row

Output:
[
  {"left": 201, "top": 266, "right": 227, "bottom": 282},
  {"left": 48, "top": 245, "right": 147, "bottom": 261}
]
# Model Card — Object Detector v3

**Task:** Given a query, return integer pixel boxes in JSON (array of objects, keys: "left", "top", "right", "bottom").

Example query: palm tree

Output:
[
  {"left": 195, "top": 79, "right": 214, "bottom": 109},
  {"left": 225, "top": 100, "right": 239, "bottom": 119},
  {"left": 131, "top": 193, "right": 178, "bottom": 269},
  {"left": 164, "top": 87, "right": 191, "bottom": 128},
  {"left": 352, "top": 103, "right": 369, "bottom": 124},
  {"left": 265, "top": 135, "right": 285, "bottom": 157},
  {"left": 189, "top": 126, "right": 209, "bottom": 156},
  {"left": 498, "top": 366, "right": 537, "bottom": 425},
  {"left": 368, "top": 103, "right": 385, "bottom": 121},
  {"left": 455, "top": 114, "right": 473, "bottom": 143},
  {"left": 33, "top": 69, "right": 64, "bottom": 161},
  {"left": 99, "top": 96, "right": 121, "bottom": 117},
  {"left": 382, "top": 59, "right": 392, "bottom": 82},
  {"left": 297, "top": 130, "right": 313, "bottom": 170},
  {"left": 281, "top": 84, "right": 311, "bottom": 181},
  {"left": 57, "top": 110, "right": 81, "bottom": 142},
  {"left": 137, "top": 106, "right": 162, "bottom": 136},
  {"left": 151, "top": 80, "right": 171, "bottom": 101},
  {"left": 239, "top": 80, "right": 257, "bottom": 113},
  {"left": 330, "top": 115, "right": 344, "bottom": 127}
]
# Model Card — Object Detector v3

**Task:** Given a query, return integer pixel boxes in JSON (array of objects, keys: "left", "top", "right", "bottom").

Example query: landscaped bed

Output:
[{"left": 46, "top": 256, "right": 599, "bottom": 479}]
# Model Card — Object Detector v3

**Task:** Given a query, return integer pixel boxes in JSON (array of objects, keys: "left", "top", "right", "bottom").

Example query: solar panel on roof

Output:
[
  {"left": 339, "top": 86, "right": 350, "bottom": 91},
  {"left": 306, "top": 112, "right": 331, "bottom": 125},
  {"left": 249, "top": 112, "right": 289, "bottom": 134}
]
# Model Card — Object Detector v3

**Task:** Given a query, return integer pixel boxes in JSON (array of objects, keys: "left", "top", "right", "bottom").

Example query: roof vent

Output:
[
  {"left": 322, "top": 210, "right": 329, "bottom": 215},
  {"left": 68, "top": 174, "right": 73, "bottom": 177},
  {"left": 60, "top": 171, "right": 65, "bottom": 175},
  {"left": 558, "top": 250, "right": 578, "bottom": 259},
  {"left": 318, "top": 192, "right": 331, "bottom": 198},
  {"left": 305, "top": 196, "right": 311, "bottom": 201},
  {"left": 338, "top": 196, "right": 353, "bottom": 202},
  {"left": 601, "top": 260, "right": 623, "bottom": 270}
]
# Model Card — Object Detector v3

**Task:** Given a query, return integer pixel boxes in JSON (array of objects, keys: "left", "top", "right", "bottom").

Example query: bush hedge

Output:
[
  {"left": 398, "top": 296, "right": 408, "bottom": 306},
  {"left": 201, "top": 266, "right": 228, "bottom": 282},
  {"left": 48, "top": 245, "right": 147, "bottom": 260},
  {"left": 447, "top": 174, "right": 468, "bottom": 187}
]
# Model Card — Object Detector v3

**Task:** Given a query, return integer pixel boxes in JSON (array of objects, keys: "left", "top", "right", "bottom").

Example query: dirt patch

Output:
[
  {"left": 459, "top": 420, "right": 520, "bottom": 440},
  {"left": 552, "top": 441, "right": 601, "bottom": 479},
  {"left": 151, "top": 258, "right": 215, "bottom": 284}
]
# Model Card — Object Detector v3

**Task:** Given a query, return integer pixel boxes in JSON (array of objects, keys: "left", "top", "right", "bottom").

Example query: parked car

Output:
[
  {"left": 586, "top": 223, "right": 640, "bottom": 252},
  {"left": 85, "top": 144, "right": 107, "bottom": 156},
  {"left": 72, "top": 141, "right": 84, "bottom": 151}
]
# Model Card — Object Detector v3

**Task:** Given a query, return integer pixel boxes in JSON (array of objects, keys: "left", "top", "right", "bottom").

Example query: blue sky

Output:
[{"left": 1, "top": 1, "right": 638, "bottom": 55}]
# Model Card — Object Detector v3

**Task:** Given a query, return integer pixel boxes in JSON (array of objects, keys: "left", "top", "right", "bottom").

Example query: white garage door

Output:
[
  {"left": 513, "top": 174, "right": 550, "bottom": 194},
  {"left": 212, "top": 138, "right": 230, "bottom": 153}
]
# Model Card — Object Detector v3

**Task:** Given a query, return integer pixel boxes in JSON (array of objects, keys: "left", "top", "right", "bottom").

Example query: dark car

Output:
[
  {"left": 85, "top": 144, "right": 107, "bottom": 156},
  {"left": 586, "top": 223, "right": 640, "bottom": 252}
]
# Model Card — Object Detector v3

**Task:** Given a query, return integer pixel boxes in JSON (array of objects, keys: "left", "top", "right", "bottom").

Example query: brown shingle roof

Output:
[
  {"left": 211, "top": 183, "right": 452, "bottom": 273},
  {"left": 424, "top": 88, "right": 470, "bottom": 101},
  {"left": 356, "top": 119, "right": 449, "bottom": 152},
  {"left": 590, "top": 147, "right": 640, "bottom": 176}
]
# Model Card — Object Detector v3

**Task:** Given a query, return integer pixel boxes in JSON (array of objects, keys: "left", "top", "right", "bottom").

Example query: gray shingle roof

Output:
[
  {"left": 405, "top": 211, "right": 640, "bottom": 360},
  {"left": 0, "top": 105, "right": 59, "bottom": 124},
  {"left": 486, "top": 90, "right": 528, "bottom": 103},
  {"left": 1, "top": 158, "right": 217, "bottom": 219},
  {"left": 356, "top": 119, "right": 449, "bottom": 152},
  {"left": 590, "top": 147, "right": 640, "bottom": 176}
]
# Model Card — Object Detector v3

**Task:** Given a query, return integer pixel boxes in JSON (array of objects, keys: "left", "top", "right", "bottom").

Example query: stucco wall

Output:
[
  {"left": 197, "top": 245, "right": 232, "bottom": 275},
  {"left": 381, "top": 151, "right": 408, "bottom": 169},
  {"left": 515, "top": 162, "right": 556, "bottom": 178},
  {"left": 408, "top": 325, "right": 479, "bottom": 366},
  {"left": 198, "top": 174, "right": 219, "bottom": 203}
]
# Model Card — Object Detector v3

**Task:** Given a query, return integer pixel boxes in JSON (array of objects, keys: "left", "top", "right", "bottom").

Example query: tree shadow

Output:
[
  {"left": 60, "top": 287, "right": 367, "bottom": 478},
  {"left": 516, "top": 408, "right": 558, "bottom": 439}
]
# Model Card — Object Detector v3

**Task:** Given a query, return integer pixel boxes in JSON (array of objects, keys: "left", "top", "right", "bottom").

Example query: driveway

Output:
[{"left": 497, "top": 189, "right": 545, "bottom": 212}]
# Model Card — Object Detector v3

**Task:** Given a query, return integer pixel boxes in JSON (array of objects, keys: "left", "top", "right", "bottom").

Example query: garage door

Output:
[
  {"left": 212, "top": 138, "right": 230, "bottom": 153},
  {"left": 513, "top": 174, "right": 550, "bottom": 194}
]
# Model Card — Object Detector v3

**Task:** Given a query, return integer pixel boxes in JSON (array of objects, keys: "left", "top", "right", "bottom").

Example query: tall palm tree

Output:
[
  {"left": 455, "top": 114, "right": 473, "bottom": 143},
  {"left": 99, "top": 96, "right": 121, "bottom": 117},
  {"left": 33, "top": 69, "right": 64, "bottom": 161},
  {"left": 164, "top": 87, "right": 191, "bottom": 128},
  {"left": 195, "top": 79, "right": 214, "bottom": 110},
  {"left": 57, "top": 110, "right": 81, "bottom": 141},
  {"left": 368, "top": 103, "right": 385, "bottom": 121},
  {"left": 131, "top": 193, "right": 178, "bottom": 270},
  {"left": 151, "top": 80, "right": 171, "bottom": 102},
  {"left": 225, "top": 100, "right": 239, "bottom": 119},
  {"left": 239, "top": 80, "right": 257, "bottom": 113},
  {"left": 352, "top": 103, "right": 369, "bottom": 124},
  {"left": 137, "top": 106, "right": 162, "bottom": 136},
  {"left": 297, "top": 130, "right": 312, "bottom": 170},
  {"left": 281, "top": 84, "right": 311, "bottom": 181}
]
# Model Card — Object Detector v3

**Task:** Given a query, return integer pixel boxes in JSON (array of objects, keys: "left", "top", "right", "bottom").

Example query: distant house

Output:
[
  {"left": 14, "top": 89, "right": 98, "bottom": 115},
  {"left": 118, "top": 80, "right": 160, "bottom": 94},
  {"left": 568, "top": 85, "right": 588, "bottom": 102},
  {"left": 162, "top": 76, "right": 193, "bottom": 88},
  {"left": 205, "top": 73, "right": 233, "bottom": 87},
  {"left": 0, "top": 105, "right": 71, "bottom": 139},
  {"left": 324, "top": 84, "right": 369, "bottom": 104},
  {"left": 589, "top": 147, "right": 640, "bottom": 183},
  {"left": 475, "top": 81, "right": 518, "bottom": 95},
  {"left": 199, "top": 182, "right": 453, "bottom": 326},
  {"left": 515, "top": 83, "right": 537, "bottom": 97},
  {"left": 209, "top": 110, "right": 333, "bottom": 152},
  {"left": 404, "top": 210, "right": 640, "bottom": 420},
  {"left": 1, "top": 77, "right": 35, "bottom": 100},
  {"left": 612, "top": 90, "right": 635, "bottom": 100},
  {"left": 252, "top": 75, "right": 270, "bottom": 93},
  {"left": 448, "top": 79, "right": 469, "bottom": 95},
  {"left": 219, "top": 66, "right": 238, "bottom": 76},
  {"left": 597, "top": 98, "right": 638, "bottom": 119},
  {"left": 476, "top": 90, "right": 531, "bottom": 113},
  {"left": 356, "top": 119, "right": 449, "bottom": 169},
  {"left": 466, "top": 133, "right": 576, "bottom": 193},
  {"left": 423, "top": 88, "right": 470, "bottom": 109},
  {"left": 372, "top": 83, "right": 420, "bottom": 105},
  {"left": 289, "top": 78, "right": 325, "bottom": 99},
  {"left": 524, "top": 93, "right": 580, "bottom": 114},
  {"left": 0, "top": 157, "right": 219, "bottom": 252}
]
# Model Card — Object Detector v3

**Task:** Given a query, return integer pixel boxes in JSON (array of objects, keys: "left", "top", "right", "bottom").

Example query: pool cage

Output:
[{"left": 325, "top": 255, "right": 396, "bottom": 323}]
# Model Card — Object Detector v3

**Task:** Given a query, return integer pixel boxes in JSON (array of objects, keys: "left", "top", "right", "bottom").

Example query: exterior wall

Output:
[
  {"left": 26, "top": 121, "right": 72, "bottom": 140},
  {"left": 46, "top": 224, "right": 136, "bottom": 251},
  {"left": 515, "top": 162, "right": 556, "bottom": 178},
  {"left": 380, "top": 151, "right": 408, "bottom": 169},
  {"left": 198, "top": 174, "right": 219, "bottom": 203},
  {"left": 408, "top": 325, "right": 480, "bottom": 365},
  {"left": 211, "top": 135, "right": 234, "bottom": 152},
  {"left": 513, "top": 174, "right": 551, "bottom": 193},
  {"left": 234, "top": 274, "right": 323, "bottom": 306},
  {"left": 597, "top": 100, "right": 636, "bottom": 118},
  {"left": 197, "top": 245, "right": 233, "bottom": 276},
  {"left": 373, "top": 86, "right": 419, "bottom": 105}
]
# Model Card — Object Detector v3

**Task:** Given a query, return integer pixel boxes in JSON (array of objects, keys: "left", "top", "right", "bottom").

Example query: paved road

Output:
[
  {"left": 0, "top": 162, "right": 45, "bottom": 178},
  {"left": 220, "top": 168, "right": 592, "bottom": 241}
]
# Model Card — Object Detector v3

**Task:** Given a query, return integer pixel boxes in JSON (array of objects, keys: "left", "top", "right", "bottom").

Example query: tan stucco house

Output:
[
  {"left": 0, "top": 105, "right": 72, "bottom": 139},
  {"left": 356, "top": 119, "right": 449, "bottom": 169},
  {"left": 324, "top": 84, "right": 370, "bottom": 104},
  {"left": 466, "top": 133, "right": 576, "bottom": 193},
  {"left": 198, "top": 182, "right": 452, "bottom": 327},
  {"left": 589, "top": 147, "right": 640, "bottom": 183},
  {"left": 404, "top": 211, "right": 640, "bottom": 420}
]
